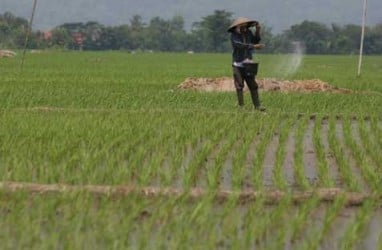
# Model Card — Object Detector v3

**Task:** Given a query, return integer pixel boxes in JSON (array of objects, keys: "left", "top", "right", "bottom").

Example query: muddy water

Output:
[
  {"left": 243, "top": 134, "right": 261, "bottom": 189},
  {"left": 319, "top": 207, "right": 357, "bottom": 249},
  {"left": 262, "top": 132, "right": 280, "bottom": 187},
  {"left": 304, "top": 120, "right": 318, "bottom": 185},
  {"left": 219, "top": 148, "right": 233, "bottom": 190},
  {"left": 357, "top": 209, "right": 382, "bottom": 249},
  {"left": 352, "top": 120, "right": 379, "bottom": 170},
  {"left": 128, "top": 201, "right": 382, "bottom": 249},
  {"left": 335, "top": 120, "right": 370, "bottom": 192},
  {"left": 321, "top": 119, "right": 342, "bottom": 187},
  {"left": 364, "top": 120, "right": 382, "bottom": 166},
  {"left": 171, "top": 118, "right": 379, "bottom": 191},
  {"left": 195, "top": 139, "right": 226, "bottom": 189},
  {"left": 214, "top": 203, "right": 382, "bottom": 250},
  {"left": 174, "top": 144, "right": 196, "bottom": 189},
  {"left": 282, "top": 123, "right": 296, "bottom": 186}
]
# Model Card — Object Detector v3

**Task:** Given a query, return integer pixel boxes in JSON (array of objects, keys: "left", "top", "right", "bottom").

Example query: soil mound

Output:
[
  {"left": 0, "top": 50, "right": 16, "bottom": 58},
  {"left": 178, "top": 77, "right": 353, "bottom": 94}
]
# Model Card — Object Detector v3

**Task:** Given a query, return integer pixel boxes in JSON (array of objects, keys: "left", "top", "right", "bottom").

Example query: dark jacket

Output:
[{"left": 230, "top": 29, "right": 261, "bottom": 63}]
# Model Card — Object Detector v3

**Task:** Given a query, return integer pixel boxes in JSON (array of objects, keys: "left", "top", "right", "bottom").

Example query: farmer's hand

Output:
[{"left": 253, "top": 44, "right": 265, "bottom": 50}]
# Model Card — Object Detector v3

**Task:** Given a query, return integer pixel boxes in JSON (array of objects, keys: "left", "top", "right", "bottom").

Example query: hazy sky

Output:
[{"left": 1, "top": 0, "right": 381, "bottom": 33}]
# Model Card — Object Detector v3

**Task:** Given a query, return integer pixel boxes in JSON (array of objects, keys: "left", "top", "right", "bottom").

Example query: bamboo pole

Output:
[
  {"left": 357, "top": 0, "right": 367, "bottom": 76},
  {"left": 20, "top": 0, "right": 38, "bottom": 72}
]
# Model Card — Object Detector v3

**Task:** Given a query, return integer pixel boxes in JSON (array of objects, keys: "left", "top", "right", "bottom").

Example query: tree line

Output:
[{"left": 1, "top": 10, "right": 382, "bottom": 54}]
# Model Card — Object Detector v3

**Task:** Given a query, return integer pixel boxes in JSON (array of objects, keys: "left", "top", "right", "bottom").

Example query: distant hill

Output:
[{"left": 1, "top": 0, "right": 381, "bottom": 33}]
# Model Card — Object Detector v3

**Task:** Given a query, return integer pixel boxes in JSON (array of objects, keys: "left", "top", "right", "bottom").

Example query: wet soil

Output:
[{"left": 168, "top": 118, "right": 377, "bottom": 194}]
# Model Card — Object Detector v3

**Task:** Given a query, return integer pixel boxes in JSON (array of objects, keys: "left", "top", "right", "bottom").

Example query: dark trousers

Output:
[{"left": 233, "top": 66, "right": 261, "bottom": 107}]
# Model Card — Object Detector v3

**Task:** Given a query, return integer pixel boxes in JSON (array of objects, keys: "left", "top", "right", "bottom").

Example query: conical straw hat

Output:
[{"left": 227, "top": 17, "right": 258, "bottom": 32}]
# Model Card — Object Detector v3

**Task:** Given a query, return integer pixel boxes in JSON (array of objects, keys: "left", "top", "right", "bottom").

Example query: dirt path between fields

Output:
[{"left": 0, "top": 181, "right": 374, "bottom": 206}]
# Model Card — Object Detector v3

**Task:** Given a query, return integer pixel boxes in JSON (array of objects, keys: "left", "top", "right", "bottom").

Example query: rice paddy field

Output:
[{"left": 0, "top": 52, "right": 382, "bottom": 249}]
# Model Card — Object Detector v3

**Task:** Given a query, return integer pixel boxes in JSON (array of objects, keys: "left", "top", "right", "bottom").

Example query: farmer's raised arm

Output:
[
  {"left": 251, "top": 23, "right": 261, "bottom": 44},
  {"left": 231, "top": 33, "right": 253, "bottom": 49}
]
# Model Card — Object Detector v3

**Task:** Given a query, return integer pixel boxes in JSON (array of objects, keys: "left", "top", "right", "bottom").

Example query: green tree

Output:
[
  {"left": 191, "top": 10, "right": 233, "bottom": 52},
  {"left": 129, "top": 15, "right": 147, "bottom": 50},
  {"left": 82, "top": 22, "right": 105, "bottom": 50},
  {"left": 169, "top": 16, "right": 188, "bottom": 51},
  {"left": 50, "top": 28, "right": 71, "bottom": 48},
  {"left": 111, "top": 24, "right": 132, "bottom": 50},
  {"left": 146, "top": 16, "right": 187, "bottom": 51},
  {"left": 268, "top": 33, "right": 293, "bottom": 53},
  {"left": 367, "top": 24, "right": 382, "bottom": 54},
  {"left": 0, "top": 11, "right": 28, "bottom": 48},
  {"left": 97, "top": 27, "right": 113, "bottom": 49},
  {"left": 286, "top": 20, "right": 332, "bottom": 54},
  {"left": 329, "top": 24, "right": 360, "bottom": 54}
]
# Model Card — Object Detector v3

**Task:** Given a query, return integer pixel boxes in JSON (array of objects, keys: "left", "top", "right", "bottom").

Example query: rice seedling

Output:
[
  {"left": 328, "top": 116, "right": 360, "bottom": 191},
  {"left": 313, "top": 115, "right": 334, "bottom": 187},
  {"left": 271, "top": 116, "right": 294, "bottom": 189},
  {"left": 358, "top": 118, "right": 382, "bottom": 175},
  {"left": 0, "top": 52, "right": 381, "bottom": 248},
  {"left": 293, "top": 115, "right": 311, "bottom": 189},
  {"left": 340, "top": 199, "right": 375, "bottom": 250},
  {"left": 342, "top": 118, "right": 378, "bottom": 191},
  {"left": 304, "top": 196, "right": 346, "bottom": 249}
]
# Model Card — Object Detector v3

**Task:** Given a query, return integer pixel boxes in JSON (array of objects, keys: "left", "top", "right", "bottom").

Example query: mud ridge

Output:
[
  {"left": 0, "top": 182, "right": 378, "bottom": 206},
  {"left": 178, "top": 77, "right": 353, "bottom": 94}
]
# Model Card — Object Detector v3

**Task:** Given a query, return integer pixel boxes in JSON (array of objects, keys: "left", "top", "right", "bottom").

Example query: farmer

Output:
[{"left": 228, "top": 17, "right": 265, "bottom": 111}]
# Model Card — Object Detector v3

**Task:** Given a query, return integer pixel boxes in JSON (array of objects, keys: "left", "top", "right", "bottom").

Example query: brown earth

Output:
[
  {"left": 0, "top": 50, "right": 16, "bottom": 58},
  {"left": 0, "top": 181, "right": 373, "bottom": 206},
  {"left": 178, "top": 77, "right": 353, "bottom": 94}
]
